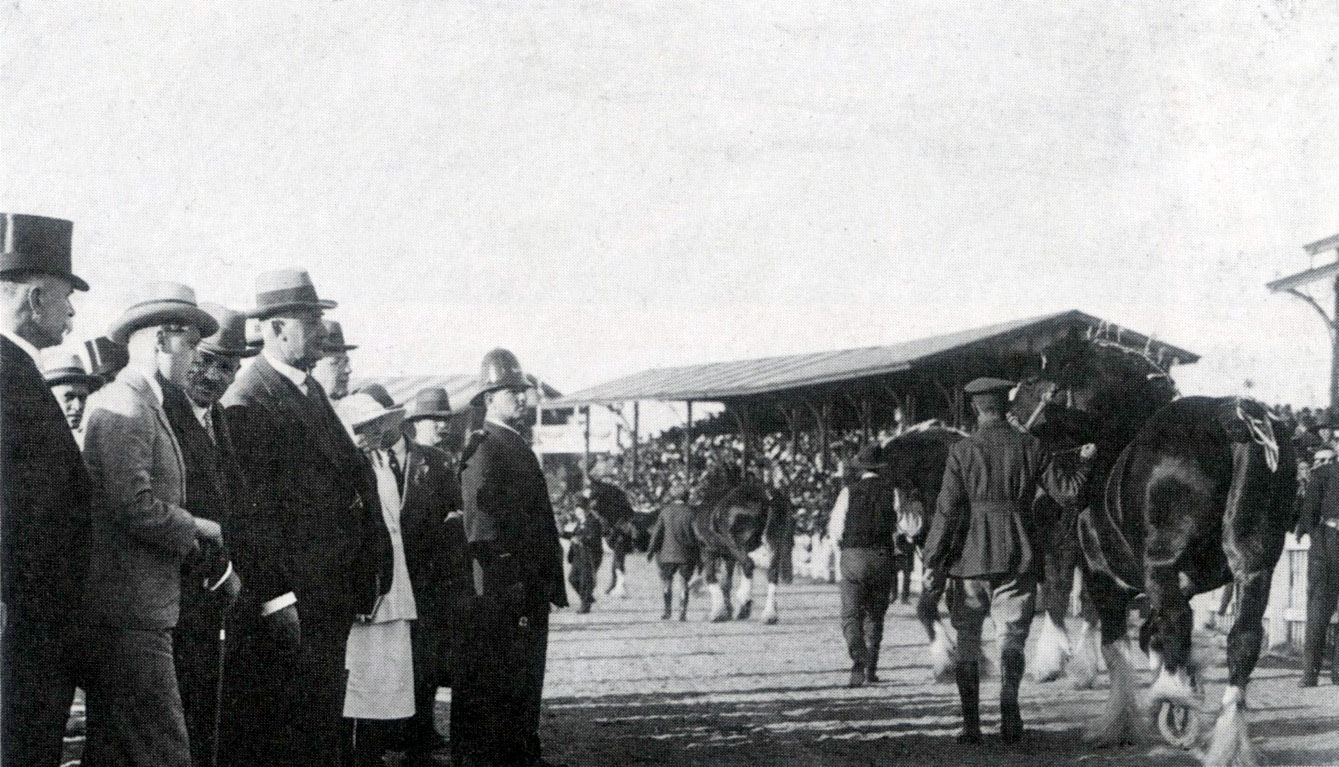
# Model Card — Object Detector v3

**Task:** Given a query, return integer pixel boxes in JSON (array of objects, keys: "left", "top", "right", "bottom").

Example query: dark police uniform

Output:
[
  {"left": 456, "top": 414, "right": 567, "bottom": 767},
  {"left": 1299, "top": 457, "right": 1339, "bottom": 686},
  {"left": 922, "top": 377, "right": 1089, "bottom": 742},
  {"left": 833, "top": 465, "right": 899, "bottom": 686}
]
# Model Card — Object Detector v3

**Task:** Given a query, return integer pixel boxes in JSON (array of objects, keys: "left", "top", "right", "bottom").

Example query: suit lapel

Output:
[
  {"left": 252, "top": 356, "right": 352, "bottom": 476},
  {"left": 123, "top": 370, "right": 186, "bottom": 482}
]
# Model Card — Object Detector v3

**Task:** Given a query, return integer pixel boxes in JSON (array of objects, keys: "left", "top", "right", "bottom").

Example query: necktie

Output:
[
  {"left": 200, "top": 407, "right": 217, "bottom": 444},
  {"left": 386, "top": 448, "right": 406, "bottom": 491}
]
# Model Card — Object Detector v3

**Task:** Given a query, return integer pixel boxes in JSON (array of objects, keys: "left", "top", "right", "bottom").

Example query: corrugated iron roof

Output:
[
  {"left": 349, "top": 373, "right": 562, "bottom": 411},
  {"left": 553, "top": 310, "right": 1198, "bottom": 405}
]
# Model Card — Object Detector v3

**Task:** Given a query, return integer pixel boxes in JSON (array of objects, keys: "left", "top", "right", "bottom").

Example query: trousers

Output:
[
  {"left": 1303, "top": 526, "right": 1339, "bottom": 680},
  {"left": 838, "top": 548, "right": 893, "bottom": 670},
  {"left": 1, "top": 614, "right": 83, "bottom": 767},
  {"left": 451, "top": 601, "right": 550, "bottom": 766},
  {"left": 948, "top": 573, "right": 1037, "bottom": 662},
  {"left": 83, "top": 627, "right": 191, "bottom": 767}
]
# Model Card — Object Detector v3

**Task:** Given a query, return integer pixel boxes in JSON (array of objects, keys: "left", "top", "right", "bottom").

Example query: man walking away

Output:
[{"left": 646, "top": 478, "right": 699, "bottom": 621}]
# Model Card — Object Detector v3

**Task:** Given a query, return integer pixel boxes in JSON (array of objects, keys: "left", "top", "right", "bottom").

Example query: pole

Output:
[
  {"left": 631, "top": 401, "right": 640, "bottom": 484},
  {"left": 583, "top": 406, "right": 591, "bottom": 475},
  {"left": 210, "top": 620, "right": 226, "bottom": 767},
  {"left": 684, "top": 401, "right": 694, "bottom": 484},
  {"left": 1332, "top": 273, "right": 1339, "bottom": 409}
]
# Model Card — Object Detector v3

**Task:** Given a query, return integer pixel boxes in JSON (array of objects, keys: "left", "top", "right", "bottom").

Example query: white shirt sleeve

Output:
[
  {"left": 827, "top": 487, "right": 850, "bottom": 544},
  {"left": 260, "top": 591, "right": 297, "bottom": 616}
]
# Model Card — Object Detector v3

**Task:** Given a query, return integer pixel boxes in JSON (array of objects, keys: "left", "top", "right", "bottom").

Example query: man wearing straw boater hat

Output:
[
  {"left": 158, "top": 302, "right": 252, "bottom": 766},
  {"left": 311, "top": 318, "right": 356, "bottom": 401},
  {"left": 42, "top": 349, "right": 100, "bottom": 446},
  {"left": 455, "top": 348, "right": 566, "bottom": 767},
  {"left": 80, "top": 280, "right": 225, "bottom": 767},
  {"left": 221, "top": 268, "right": 390, "bottom": 767},
  {"left": 0, "top": 213, "right": 93, "bottom": 767}
]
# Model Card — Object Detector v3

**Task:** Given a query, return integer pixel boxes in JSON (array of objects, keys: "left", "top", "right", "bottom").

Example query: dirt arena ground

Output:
[{"left": 60, "top": 554, "right": 1339, "bottom": 766}]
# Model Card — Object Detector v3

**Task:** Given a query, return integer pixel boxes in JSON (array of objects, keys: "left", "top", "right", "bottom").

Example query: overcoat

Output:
[{"left": 647, "top": 503, "right": 699, "bottom": 566}]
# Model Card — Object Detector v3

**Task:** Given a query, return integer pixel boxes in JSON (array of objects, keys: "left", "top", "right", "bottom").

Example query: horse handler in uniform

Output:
[
  {"left": 827, "top": 443, "right": 899, "bottom": 687},
  {"left": 1298, "top": 430, "right": 1339, "bottom": 687},
  {"left": 455, "top": 348, "right": 567, "bottom": 767},
  {"left": 922, "top": 377, "right": 1092, "bottom": 744}
]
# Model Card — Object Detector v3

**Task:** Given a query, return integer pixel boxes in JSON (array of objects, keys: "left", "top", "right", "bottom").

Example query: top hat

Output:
[
  {"left": 0, "top": 214, "right": 88, "bottom": 291},
  {"left": 108, "top": 282, "right": 219, "bottom": 345},
  {"left": 197, "top": 303, "right": 259, "bottom": 358},
  {"left": 964, "top": 376, "right": 1017, "bottom": 398},
  {"left": 336, "top": 391, "right": 405, "bottom": 434},
  {"left": 850, "top": 443, "right": 887, "bottom": 471},
  {"left": 405, "top": 387, "right": 452, "bottom": 422},
  {"left": 42, "top": 351, "right": 99, "bottom": 389},
  {"left": 248, "top": 268, "right": 337, "bottom": 319},
  {"left": 354, "top": 383, "right": 395, "bottom": 409},
  {"left": 321, "top": 320, "right": 357, "bottom": 352},
  {"left": 84, "top": 336, "right": 129, "bottom": 379}
]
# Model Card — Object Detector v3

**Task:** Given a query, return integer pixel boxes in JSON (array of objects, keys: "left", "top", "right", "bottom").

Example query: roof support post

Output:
[
  {"left": 631, "top": 401, "right": 640, "bottom": 484},
  {"left": 684, "top": 400, "right": 694, "bottom": 486},
  {"left": 801, "top": 396, "right": 833, "bottom": 472}
]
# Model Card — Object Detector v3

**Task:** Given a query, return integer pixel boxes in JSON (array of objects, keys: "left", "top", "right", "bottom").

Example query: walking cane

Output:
[{"left": 210, "top": 617, "right": 226, "bottom": 767}]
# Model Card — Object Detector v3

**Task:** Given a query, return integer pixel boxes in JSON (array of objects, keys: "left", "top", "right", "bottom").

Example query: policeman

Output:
[
  {"left": 1298, "top": 436, "right": 1339, "bottom": 687},
  {"left": 455, "top": 349, "right": 567, "bottom": 767},
  {"left": 922, "top": 377, "right": 1092, "bottom": 744},
  {"left": 826, "top": 443, "right": 898, "bottom": 687}
]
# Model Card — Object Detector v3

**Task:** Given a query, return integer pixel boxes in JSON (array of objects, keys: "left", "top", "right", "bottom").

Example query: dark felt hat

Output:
[
  {"left": 964, "top": 377, "right": 1017, "bottom": 397},
  {"left": 107, "top": 282, "right": 219, "bottom": 344},
  {"left": 0, "top": 214, "right": 88, "bottom": 291},
  {"left": 248, "top": 268, "right": 337, "bottom": 319},
  {"left": 84, "top": 336, "right": 129, "bottom": 379},
  {"left": 42, "top": 352, "right": 99, "bottom": 389},
  {"left": 355, "top": 383, "right": 395, "bottom": 409},
  {"left": 197, "top": 303, "right": 259, "bottom": 358},
  {"left": 320, "top": 319, "right": 357, "bottom": 352},
  {"left": 851, "top": 443, "right": 888, "bottom": 471},
  {"left": 405, "top": 386, "right": 452, "bottom": 422}
]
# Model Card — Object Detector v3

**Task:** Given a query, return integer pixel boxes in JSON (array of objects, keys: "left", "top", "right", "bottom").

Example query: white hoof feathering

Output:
[
  {"left": 761, "top": 583, "right": 779, "bottom": 624},
  {"left": 1148, "top": 664, "right": 1199, "bottom": 709},
  {"left": 1069, "top": 621, "right": 1102, "bottom": 690},
  {"left": 1201, "top": 686, "right": 1257, "bottom": 767},
  {"left": 733, "top": 575, "right": 753, "bottom": 620},
  {"left": 927, "top": 622, "right": 958, "bottom": 683},
  {"left": 1032, "top": 615, "right": 1072, "bottom": 683},
  {"left": 707, "top": 583, "right": 728, "bottom": 622},
  {"left": 612, "top": 570, "right": 629, "bottom": 599},
  {"left": 1084, "top": 640, "right": 1149, "bottom": 747}
]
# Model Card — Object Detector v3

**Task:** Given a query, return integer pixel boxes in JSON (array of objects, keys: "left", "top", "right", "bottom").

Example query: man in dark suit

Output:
[
  {"left": 455, "top": 348, "right": 567, "bottom": 767},
  {"left": 221, "top": 268, "right": 390, "bottom": 767},
  {"left": 161, "top": 303, "right": 252, "bottom": 765},
  {"left": 922, "top": 377, "right": 1092, "bottom": 744},
  {"left": 0, "top": 213, "right": 93, "bottom": 767},
  {"left": 81, "top": 281, "right": 226, "bottom": 766},
  {"left": 1298, "top": 433, "right": 1339, "bottom": 687}
]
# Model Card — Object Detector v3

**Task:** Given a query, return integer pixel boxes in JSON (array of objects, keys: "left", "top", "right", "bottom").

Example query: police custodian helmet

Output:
[{"left": 474, "top": 348, "right": 529, "bottom": 403}]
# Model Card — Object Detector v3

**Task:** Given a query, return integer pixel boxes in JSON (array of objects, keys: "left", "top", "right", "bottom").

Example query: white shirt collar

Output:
[
  {"left": 486, "top": 417, "right": 520, "bottom": 435},
  {"left": 0, "top": 328, "right": 41, "bottom": 368},
  {"left": 263, "top": 350, "right": 310, "bottom": 393},
  {"left": 190, "top": 399, "right": 213, "bottom": 428},
  {"left": 860, "top": 471, "right": 878, "bottom": 479},
  {"left": 388, "top": 436, "right": 408, "bottom": 464}
]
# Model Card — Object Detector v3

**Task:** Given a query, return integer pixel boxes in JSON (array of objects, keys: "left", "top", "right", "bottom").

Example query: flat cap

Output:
[{"left": 964, "top": 377, "right": 1016, "bottom": 396}]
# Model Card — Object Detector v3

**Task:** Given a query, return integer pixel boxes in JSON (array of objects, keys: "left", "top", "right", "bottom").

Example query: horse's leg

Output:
[
  {"left": 705, "top": 555, "right": 728, "bottom": 622},
  {"left": 762, "top": 552, "right": 780, "bottom": 625},
  {"left": 733, "top": 558, "right": 754, "bottom": 621},
  {"left": 610, "top": 546, "right": 629, "bottom": 598},
  {"left": 1201, "top": 567, "right": 1271, "bottom": 767},
  {"left": 1034, "top": 539, "right": 1078, "bottom": 683},
  {"left": 1068, "top": 569, "right": 1105, "bottom": 690},
  {"left": 1084, "top": 578, "right": 1146, "bottom": 747}
]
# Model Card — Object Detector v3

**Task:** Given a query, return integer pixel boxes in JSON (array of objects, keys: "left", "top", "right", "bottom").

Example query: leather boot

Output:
[
  {"left": 1001, "top": 649, "right": 1026, "bottom": 743},
  {"left": 662, "top": 591, "right": 673, "bottom": 620},
  {"left": 955, "top": 660, "right": 981, "bottom": 743},
  {"left": 865, "top": 649, "right": 880, "bottom": 684},
  {"left": 1331, "top": 628, "right": 1339, "bottom": 685}
]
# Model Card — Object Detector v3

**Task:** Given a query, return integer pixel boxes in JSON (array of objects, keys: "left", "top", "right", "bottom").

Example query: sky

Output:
[{"left": 5, "top": 1, "right": 1339, "bottom": 427}]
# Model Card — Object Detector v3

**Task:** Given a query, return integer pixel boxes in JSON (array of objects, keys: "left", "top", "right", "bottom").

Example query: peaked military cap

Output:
[{"left": 964, "top": 377, "right": 1017, "bottom": 396}]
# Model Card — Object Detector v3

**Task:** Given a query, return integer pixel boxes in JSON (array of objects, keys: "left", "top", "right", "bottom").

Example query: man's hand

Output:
[
  {"left": 267, "top": 604, "right": 300, "bottom": 654},
  {"left": 193, "top": 516, "right": 224, "bottom": 545},
  {"left": 1079, "top": 443, "right": 1097, "bottom": 461}
]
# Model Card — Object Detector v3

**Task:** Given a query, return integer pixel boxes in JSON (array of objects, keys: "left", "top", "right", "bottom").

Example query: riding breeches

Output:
[
  {"left": 839, "top": 547, "right": 894, "bottom": 669},
  {"left": 948, "top": 574, "right": 1038, "bottom": 662}
]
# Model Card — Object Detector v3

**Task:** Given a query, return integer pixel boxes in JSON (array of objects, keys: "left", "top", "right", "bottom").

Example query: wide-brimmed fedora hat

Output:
[
  {"left": 851, "top": 443, "right": 888, "bottom": 471},
  {"left": 336, "top": 390, "right": 405, "bottom": 434},
  {"left": 405, "top": 387, "right": 452, "bottom": 422},
  {"left": 321, "top": 320, "right": 357, "bottom": 352},
  {"left": 0, "top": 214, "right": 89, "bottom": 291},
  {"left": 84, "top": 336, "right": 129, "bottom": 379},
  {"left": 42, "top": 351, "right": 99, "bottom": 389},
  {"left": 197, "top": 303, "right": 259, "bottom": 358},
  {"left": 108, "top": 282, "right": 219, "bottom": 344},
  {"left": 354, "top": 383, "right": 395, "bottom": 409},
  {"left": 248, "top": 268, "right": 337, "bottom": 319}
]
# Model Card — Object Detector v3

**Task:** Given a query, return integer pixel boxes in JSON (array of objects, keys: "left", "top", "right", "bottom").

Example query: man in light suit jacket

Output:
[
  {"left": 221, "top": 269, "right": 390, "bottom": 767},
  {"left": 81, "top": 282, "right": 225, "bottom": 767},
  {"left": 0, "top": 213, "right": 93, "bottom": 767}
]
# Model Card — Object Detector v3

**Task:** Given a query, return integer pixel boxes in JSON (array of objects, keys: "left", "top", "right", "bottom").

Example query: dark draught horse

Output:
[
  {"left": 691, "top": 463, "right": 795, "bottom": 623},
  {"left": 1020, "top": 331, "right": 1297, "bottom": 766},
  {"left": 585, "top": 478, "right": 653, "bottom": 598}
]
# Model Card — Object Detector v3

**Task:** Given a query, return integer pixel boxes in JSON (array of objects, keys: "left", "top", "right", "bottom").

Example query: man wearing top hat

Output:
[
  {"left": 86, "top": 334, "right": 130, "bottom": 385},
  {"left": 159, "top": 303, "right": 252, "bottom": 766},
  {"left": 221, "top": 268, "right": 390, "bottom": 767},
  {"left": 455, "top": 348, "right": 567, "bottom": 767},
  {"left": 826, "top": 442, "right": 899, "bottom": 688},
  {"left": 43, "top": 350, "right": 100, "bottom": 446},
  {"left": 0, "top": 213, "right": 94, "bottom": 767},
  {"left": 311, "top": 318, "right": 356, "bottom": 401},
  {"left": 400, "top": 386, "right": 470, "bottom": 760},
  {"left": 921, "top": 377, "right": 1093, "bottom": 745},
  {"left": 80, "top": 281, "right": 226, "bottom": 766}
]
